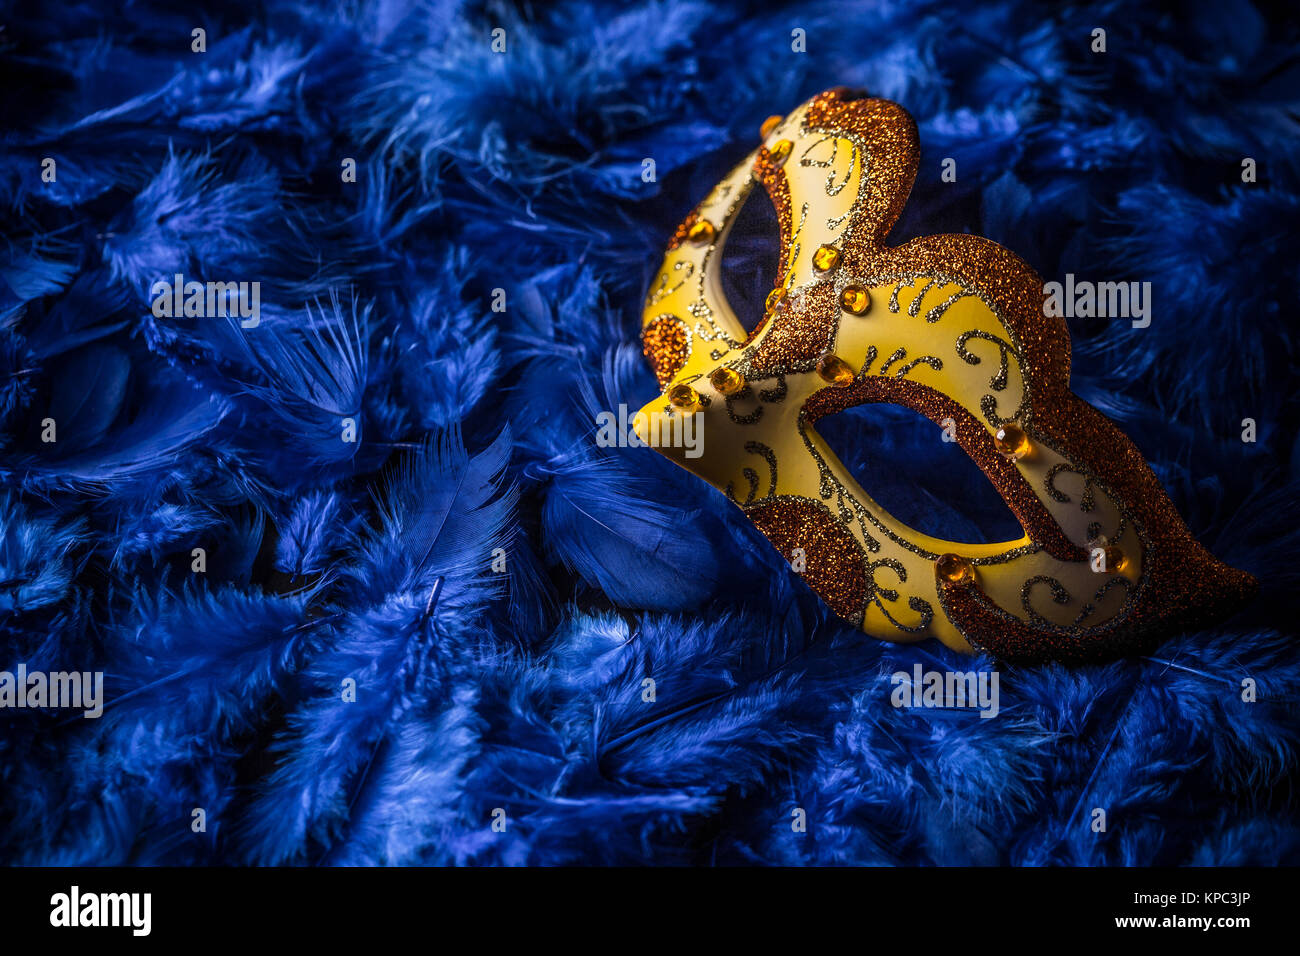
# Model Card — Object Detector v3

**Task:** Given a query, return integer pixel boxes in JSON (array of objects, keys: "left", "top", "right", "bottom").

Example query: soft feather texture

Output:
[{"left": 0, "top": 0, "right": 1297, "bottom": 866}]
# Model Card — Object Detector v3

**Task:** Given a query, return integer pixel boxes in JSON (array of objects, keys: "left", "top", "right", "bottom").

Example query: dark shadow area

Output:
[
  {"left": 718, "top": 183, "right": 781, "bottom": 336},
  {"left": 815, "top": 402, "right": 1023, "bottom": 543}
]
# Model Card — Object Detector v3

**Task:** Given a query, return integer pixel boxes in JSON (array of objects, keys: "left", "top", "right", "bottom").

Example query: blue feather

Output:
[{"left": 237, "top": 428, "right": 515, "bottom": 863}]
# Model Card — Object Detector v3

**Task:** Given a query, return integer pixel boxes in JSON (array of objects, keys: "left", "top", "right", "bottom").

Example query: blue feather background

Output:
[{"left": 1, "top": 0, "right": 1297, "bottom": 865}]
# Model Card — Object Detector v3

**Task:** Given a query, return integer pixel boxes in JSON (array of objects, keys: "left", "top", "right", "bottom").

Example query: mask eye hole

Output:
[
  {"left": 719, "top": 183, "right": 781, "bottom": 337},
  {"left": 816, "top": 403, "right": 1023, "bottom": 544}
]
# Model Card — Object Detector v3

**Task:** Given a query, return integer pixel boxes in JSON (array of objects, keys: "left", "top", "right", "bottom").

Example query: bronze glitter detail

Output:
[
  {"left": 754, "top": 146, "right": 795, "bottom": 290},
  {"left": 666, "top": 210, "right": 703, "bottom": 252},
  {"left": 747, "top": 496, "right": 869, "bottom": 623},
  {"left": 642, "top": 313, "right": 691, "bottom": 386},
  {"left": 936, "top": 554, "right": 1255, "bottom": 665},
  {"left": 743, "top": 282, "right": 840, "bottom": 378}
]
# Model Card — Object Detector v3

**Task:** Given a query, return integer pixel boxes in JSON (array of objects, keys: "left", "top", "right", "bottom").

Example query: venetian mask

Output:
[{"left": 636, "top": 88, "right": 1254, "bottom": 664}]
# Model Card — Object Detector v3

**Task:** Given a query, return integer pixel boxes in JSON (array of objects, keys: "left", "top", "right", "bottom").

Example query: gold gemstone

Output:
[
  {"left": 839, "top": 286, "right": 871, "bottom": 315},
  {"left": 936, "top": 553, "right": 975, "bottom": 586},
  {"left": 994, "top": 422, "right": 1031, "bottom": 460},
  {"left": 686, "top": 220, "right": 716, "bottom": 245},
  {"left": 815, "top": 352, "right": 854, "bottom": 387},
  {"left": 760, "top": 114, "right": 783, "bottom": 139},
  {"left": 765, "top": 287, "right": 786, "bottom": 312},
  {"left": 812, "top": 245, "right": 841, "bottom": 272},
  {"left": 709, "top": 367, "right": 746, "bottom": 396},
  {"left": 667, "top": 383, "right": 702, "bottom": 411},
  {"left": 1087, "top": 534, "right": 1129, "bottom": 574},
  {"left": 768, "top": 139, "right": 793, "bottom": 165}
]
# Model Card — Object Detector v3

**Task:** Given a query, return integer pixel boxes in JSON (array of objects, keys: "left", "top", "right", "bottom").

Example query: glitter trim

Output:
[
  {"left": 747, "top": 496, "right": 869, "bottom": 624},
  {"left": 642, "top": 313, "right": 692, "bottom": 387}
]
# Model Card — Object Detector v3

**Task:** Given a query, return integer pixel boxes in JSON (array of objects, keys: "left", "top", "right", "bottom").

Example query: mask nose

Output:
[
  {"left": 633, "top": 393, "right": 700, "bottom": 469},
  {"left": 631, "top": 396, "right": 660, "bottom": 446},
  {"left": 634, "top": 360, "right": 756, "bottom": 483}
]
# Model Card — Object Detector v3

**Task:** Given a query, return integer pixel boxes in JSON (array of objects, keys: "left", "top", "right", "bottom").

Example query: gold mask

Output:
[{"left": 636, "top": 88, "right": 1255, "bottom": 664}]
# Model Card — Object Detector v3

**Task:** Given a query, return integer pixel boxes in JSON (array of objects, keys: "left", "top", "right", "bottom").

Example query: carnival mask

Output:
[{"left": 636, "top": 88, "right": 1255, "bottom": 664}]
